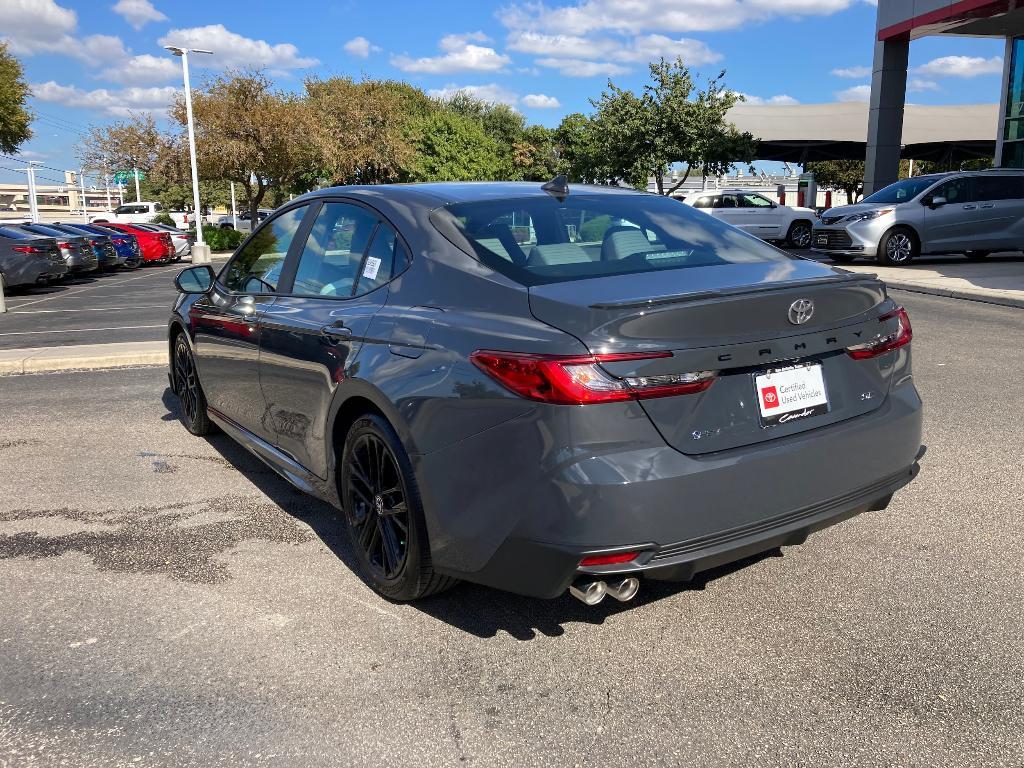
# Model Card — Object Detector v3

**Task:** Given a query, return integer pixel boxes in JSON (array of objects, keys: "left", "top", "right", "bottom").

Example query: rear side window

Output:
[
  {"left": 714, "top": 195, "right": 739, "bottom": 209},
  {"left": 691, "top": 196, "right": 715, "bottom": 209},
  {"left": 976, "top": 175, "right": 1024, "bottom": 200},
  {"left": 0, "top": 226, "right": 32, "bottom": 239},
  {"left": 222, "top": 205, "right": 307, "bottom": 293},
  {"left": 431, "top": 192, "right": 796, "bottom": 286},
  {"left": 292, "top": 202, "right": 378, "bottom": 297}
]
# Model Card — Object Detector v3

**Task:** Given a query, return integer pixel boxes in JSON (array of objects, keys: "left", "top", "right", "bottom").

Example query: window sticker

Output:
[{"left": 362, "top": 256, "right": 382, "bottom": 280}]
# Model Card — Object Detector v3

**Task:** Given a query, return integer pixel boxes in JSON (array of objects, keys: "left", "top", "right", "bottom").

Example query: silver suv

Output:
[{"left": 812, "top": 169, "right": 1024, "bottom": 265}]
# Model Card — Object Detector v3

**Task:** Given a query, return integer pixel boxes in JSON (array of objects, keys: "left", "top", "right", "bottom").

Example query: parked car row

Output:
[
  {"left": 0, "top": 220, "right": 188, "bottom": 290},
  {"left": 91, "top": 201, "right": 202, "bottom": 230}
]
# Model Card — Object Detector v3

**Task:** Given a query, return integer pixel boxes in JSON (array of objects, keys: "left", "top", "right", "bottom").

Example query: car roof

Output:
[{"left": 291, "top": 181, "right": 648, "bottom": 208}]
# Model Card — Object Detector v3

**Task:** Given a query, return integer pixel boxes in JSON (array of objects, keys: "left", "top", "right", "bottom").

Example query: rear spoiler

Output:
[{"left": 589, "top": 273, "right": 881, "bottom": 310}]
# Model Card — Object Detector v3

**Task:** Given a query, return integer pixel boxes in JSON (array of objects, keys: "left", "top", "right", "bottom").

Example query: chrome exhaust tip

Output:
[
  {"left": 605, "top": 576, "right": 640, "bottom": 602},
  {"left": 569, "top": 579, "right": 607, "bottom": 605}
]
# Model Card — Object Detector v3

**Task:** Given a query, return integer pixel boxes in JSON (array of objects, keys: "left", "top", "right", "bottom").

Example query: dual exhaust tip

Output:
[{"left": 569, "top": 576, "right": 640, "bottom": 605}]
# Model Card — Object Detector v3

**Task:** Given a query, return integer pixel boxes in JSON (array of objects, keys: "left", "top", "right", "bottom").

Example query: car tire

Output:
[
  {"left": 965, "top": 250, "right": 990, "bottom": 261},
  {"left": 340, "top": 414, "right": 457, "bottom": 601},
  {"left": 877, "top": 227, "right": 918, "bottom": 266},
  {"left": 828, "top": 253, "right": 858, "bottom": 263},
  {"left": 786, "top": 220, "right": 813, "bottom": 249},
  {"left": 220, "top": 224, "right": 232, "bottom": 230},
  {"left": 172, "top": 333, "right": 213, "bottom": 436}
]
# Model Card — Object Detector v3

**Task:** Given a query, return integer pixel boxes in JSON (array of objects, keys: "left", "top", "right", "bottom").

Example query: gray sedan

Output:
[
  {"left": 168, "top": 181, "right": 923, "bottom": 605},
  {"left": 0, "top": 227, "right": 68, "bottom": 286}
]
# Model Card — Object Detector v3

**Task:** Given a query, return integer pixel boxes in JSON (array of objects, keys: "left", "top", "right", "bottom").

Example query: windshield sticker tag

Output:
[{"left": 362, "top": 257, "right": 382, "bottom": 280}]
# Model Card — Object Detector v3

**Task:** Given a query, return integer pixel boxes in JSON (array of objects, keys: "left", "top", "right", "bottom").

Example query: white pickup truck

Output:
[{"left": 91, "top": 202, "right": 196, "bottom": 229}]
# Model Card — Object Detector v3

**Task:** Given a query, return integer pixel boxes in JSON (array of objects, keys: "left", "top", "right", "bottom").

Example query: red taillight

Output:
[
  {"left": 847, "top": 306, "right": 913, "bottom": 360},
  {"left": 58, "top": 241, "right": 75, "bottom": 249},
  {"left": 12, "top": 245, "right": 44, "bottom": 254},
  {"left": 580, "top": 551, "right": 640, "bottom": 567},
  {"left": 470, "top": 350, "right": 716, "bottom": 405}
]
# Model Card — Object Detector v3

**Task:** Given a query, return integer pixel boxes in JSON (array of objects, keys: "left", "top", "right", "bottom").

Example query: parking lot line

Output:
[
  {"left": 10, "top": 304, "right": 169, "bottom": 315},
  {"left": 0, "top": 324, "right": 165, "bottom": 338},
  {"left": 6, "top": 269, "right": 177, "bottom": 310}
]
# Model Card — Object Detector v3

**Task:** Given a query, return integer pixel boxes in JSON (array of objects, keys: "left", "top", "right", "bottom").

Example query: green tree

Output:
[
  {"left": 181, "top": 70, "right": 318, "bottom": 225},
  {"left": 78, "top": 113, "right": 166, "bottom": 181},
  {"left": 806, "top": 160, "right": 865, "bottom": 203},
  {"left": 554, "top": 112, "right": 616, "bottom": 184},
  {"left": 409, "top": 111, "right": 502, "bottom": 181},
  {"left": 0, "top": 43, "right": 31, "bottom": 154}
]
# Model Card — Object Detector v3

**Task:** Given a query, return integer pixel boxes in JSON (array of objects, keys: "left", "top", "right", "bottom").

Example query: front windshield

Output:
[
  {"left": 862, "top": 176, "right": 940, "bottom": 204},
  {"left": 431, "top": 192, "right": 796, "bottom": 286}
]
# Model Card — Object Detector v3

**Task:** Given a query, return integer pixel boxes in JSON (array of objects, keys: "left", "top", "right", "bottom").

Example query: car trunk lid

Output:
[{"left": 528, "top": 261, "right": 896, "bottom": 454}]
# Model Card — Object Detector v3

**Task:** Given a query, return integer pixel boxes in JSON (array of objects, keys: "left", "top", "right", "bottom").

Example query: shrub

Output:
[
  {"left": 149, "top": 212, "right": 176, "bottom": 226},
  {"left": 201, "top": 226, "right": 245, "bottom": 252}
]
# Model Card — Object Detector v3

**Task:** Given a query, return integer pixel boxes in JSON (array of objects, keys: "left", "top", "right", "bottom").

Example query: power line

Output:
[{"left": 32, "top": 110, "right": 89, "bottom": 133}]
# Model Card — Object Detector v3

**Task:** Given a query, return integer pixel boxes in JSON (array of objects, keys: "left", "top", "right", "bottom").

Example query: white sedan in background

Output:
[
  {"left": 216, "top": 209, "right": 273, "bottom": 232},
  {"left": 681, "top": 189, "right": 817, "bottom": 248}
]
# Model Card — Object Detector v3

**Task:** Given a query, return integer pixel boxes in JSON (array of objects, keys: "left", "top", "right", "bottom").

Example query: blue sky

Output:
[{"left": 0, "top": 0, "right": 1006, "bottom": 186}]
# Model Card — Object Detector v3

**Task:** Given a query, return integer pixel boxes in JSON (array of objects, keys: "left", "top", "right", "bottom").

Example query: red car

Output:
[{"left": 98, "top": 222, "right": 175, "bottom": 264}]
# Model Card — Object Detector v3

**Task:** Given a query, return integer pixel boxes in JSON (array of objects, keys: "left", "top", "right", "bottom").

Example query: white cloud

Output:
[
  {"left": 738, "top": 93, "right": 800, "bottom": 105},
  {"left": 831, "top": 65, "right": 870, "bottom": 78},
  {"left": 392, "top": 32, "right": 510, "bottom": 74},
  {"left": 343, "top": 36, "right": 381, "bottom": 59},
  {"left": 0, "top": 0, "right": 77, "bottom": 56},
  {"left": 535, "top": 57, "right": 629, "bottom": 77},
  {"left": 499, "top": 0, "right": 856, "bottom": 35},
  {"left": 428, "top": 83, "right": 520, "bottom": 107},
  {"left": 835, "top": 84, "right": 871, "bottom": 102},
  {"left": 100, "top": 53, "right": 180, "bottom": 85},
  {"left": 112, "top": 0, "right": 167, "bottom": 29},
  {"left": 522, "top": 93, "right": 561, "bottom": 108},
  {"left": 31, "top": 80, "right": 178, "bottom": 116},
  {"left": 915, "top": 55, "right": 1003, "bottom": 78},
  {"left": 507, "top": 30, "right": 720, "bottom": 67},
  {"left": 158, "top": 24, "right": 319, "bottom": 71},
  {"left": 907, "top": 77, "right": 940, "bottom": 93}
]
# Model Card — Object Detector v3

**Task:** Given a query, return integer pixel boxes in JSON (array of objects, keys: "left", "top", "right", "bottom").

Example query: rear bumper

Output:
[
  {"left": 416, "top": 378, "right": 923, "bottom": 599},
  {"left": 458, "top": 462, "right": 918, "bottom": 598},
  {"left": 1, "top": 257, "right": 52, "bottom": 287}
]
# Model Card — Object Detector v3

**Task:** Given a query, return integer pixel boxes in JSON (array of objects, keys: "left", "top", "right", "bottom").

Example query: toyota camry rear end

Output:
[
  {"left": 168, "top": 181, "right": 923, "bottom": 606},
  {"left": 414, "top": 184, "right": 923, "bottom": 602}
]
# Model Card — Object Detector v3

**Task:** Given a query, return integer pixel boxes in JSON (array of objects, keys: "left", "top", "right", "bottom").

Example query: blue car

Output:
[{"left": 58, "top": 222, "right": 141, "bottom": 269}]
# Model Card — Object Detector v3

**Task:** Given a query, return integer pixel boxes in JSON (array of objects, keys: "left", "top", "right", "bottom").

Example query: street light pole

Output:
[
  {"left": 165, "top": 44, "right": 212, "bottom": 263},
  {"left": 79, "top": 169, "right": 88, "bottom": 221}
]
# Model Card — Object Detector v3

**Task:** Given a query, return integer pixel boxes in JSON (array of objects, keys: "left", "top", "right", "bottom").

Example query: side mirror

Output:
[
  {"left": 175, "top": 264, "right": 215, "bottom": 294},
  {"left": 770, "top": 201, "right": 778, "bottom": 208},
  {"left": 923, "top": 195, "right": 946, "bottom": 208}
]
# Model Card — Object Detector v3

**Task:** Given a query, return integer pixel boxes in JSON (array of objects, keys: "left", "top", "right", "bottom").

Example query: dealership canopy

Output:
[{"left": 727, "top": 102, "right": 998, "bottom": 163}]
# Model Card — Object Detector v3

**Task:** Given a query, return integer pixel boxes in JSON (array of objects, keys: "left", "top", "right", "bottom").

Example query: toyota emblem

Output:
[{"left": 788, "top": 298, "right": 814, "bottom": 325}]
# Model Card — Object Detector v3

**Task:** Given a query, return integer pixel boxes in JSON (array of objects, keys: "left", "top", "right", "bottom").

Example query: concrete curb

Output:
[
  {"left": 883, "top": 280, "right": 1024, "bottom": 309},
  {"left": 0, "top": 341, "right": 166, "bottom": 376}
]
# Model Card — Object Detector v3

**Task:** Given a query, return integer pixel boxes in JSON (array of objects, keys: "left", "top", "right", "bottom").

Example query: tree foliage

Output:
[
  {"left": 409, "top": 111, "right": 502, "bottom": 181},
  {"left": 806, "top": 160, "right": 866, "bottom": 203},
  {"left": 0, "top": 43, "right": 31, "bottom": 154},
  {"left": 554, "top": 58, "right": 757, "bottom": 193}
]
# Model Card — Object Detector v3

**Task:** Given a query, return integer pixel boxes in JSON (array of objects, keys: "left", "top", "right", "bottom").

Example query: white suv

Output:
[{"left": 681, "top": 189, "right": 817, "bottom": 248}]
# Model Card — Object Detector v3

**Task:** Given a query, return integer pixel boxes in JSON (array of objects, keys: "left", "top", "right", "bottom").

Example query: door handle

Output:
[
  {"left": 980, "top": 203, "right": 995, "bottom": 209},
  {"left": 962, "top": 204, "right": 977, "bottom": 210},
  {"left": 320, "top": 323, "right": 353, "bottom": 344}
]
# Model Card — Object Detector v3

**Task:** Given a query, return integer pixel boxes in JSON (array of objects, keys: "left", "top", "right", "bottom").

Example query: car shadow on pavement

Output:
[{"left": 160, "top": 387, "right": 783, "bottom": 640}]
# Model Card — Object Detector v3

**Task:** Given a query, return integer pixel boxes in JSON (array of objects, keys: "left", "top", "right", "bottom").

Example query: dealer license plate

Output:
[
  {"left": 755, "top": 363, "right": 829, "bottom": 427},
  {"left": 816, "top": 234, "right": 828, "bottom": 245}
]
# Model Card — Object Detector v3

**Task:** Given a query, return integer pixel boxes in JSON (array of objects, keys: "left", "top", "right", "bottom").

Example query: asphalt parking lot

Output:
[{"left": 1, "top": 293, "right": 1022, "bottom": 767}]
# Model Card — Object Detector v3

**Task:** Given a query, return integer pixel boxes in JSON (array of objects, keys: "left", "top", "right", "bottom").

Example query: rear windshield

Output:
[
  {"left": 0, "top": 226, "right": 33, "bottom": 239},
  {"left": 430, "top": 192, "right": 796, "bottom": 286}
]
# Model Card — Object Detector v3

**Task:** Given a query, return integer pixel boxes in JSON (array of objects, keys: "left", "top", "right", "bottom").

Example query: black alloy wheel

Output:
[
  {"left": 340, "top": 415, "right": 456, "bottom": 600},
  {"left": 965, "top": 250, "right": 990, "bottom": 261},
  {"left": 787, "top": 221, "right": 813, "bottom": 248},
  {"left": 173, "top": 334, "right": 212, "bottom": 435}
]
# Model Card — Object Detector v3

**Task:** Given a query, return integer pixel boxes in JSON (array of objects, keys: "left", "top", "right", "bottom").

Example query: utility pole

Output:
[
  {"left": 165, "top": 44, "right": 213, "bottom": 263},
  {"left": 21, "top": 164, "right": 40, "bottom": 223},
  {"left": 104, "top": 174, "right": 111, "bottom": 211},
  {"left": 79, "top": 169, "right": 88, "bottom": 221},
  {"left": 133, "top": 167, "right": 141, "bottom": 202},
  {"left": 230, "top": 181, "right": 237, "bottom": 230}
]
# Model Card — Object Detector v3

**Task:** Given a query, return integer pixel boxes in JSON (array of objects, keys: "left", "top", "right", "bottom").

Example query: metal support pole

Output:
[
  {"left": 104, "top": 174, "right": 111, "bottom": 211},
  {"left": 25, "top": 167, "right": 39, "bottom": 223},
  {"left": 134, "top": 167, "right": 141, "bottom": 202},
  {"left": 80, "top": 169, "right": 88, "bottom": 221},
  {"left": 0, "top": 273, "right": 7, "bottom": 314},
  {"left": 230, "top": 181, "right": 237, "bottom": 230},
  {"left": 181, "top": 51, "right": 204, "bottom": 248}
]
